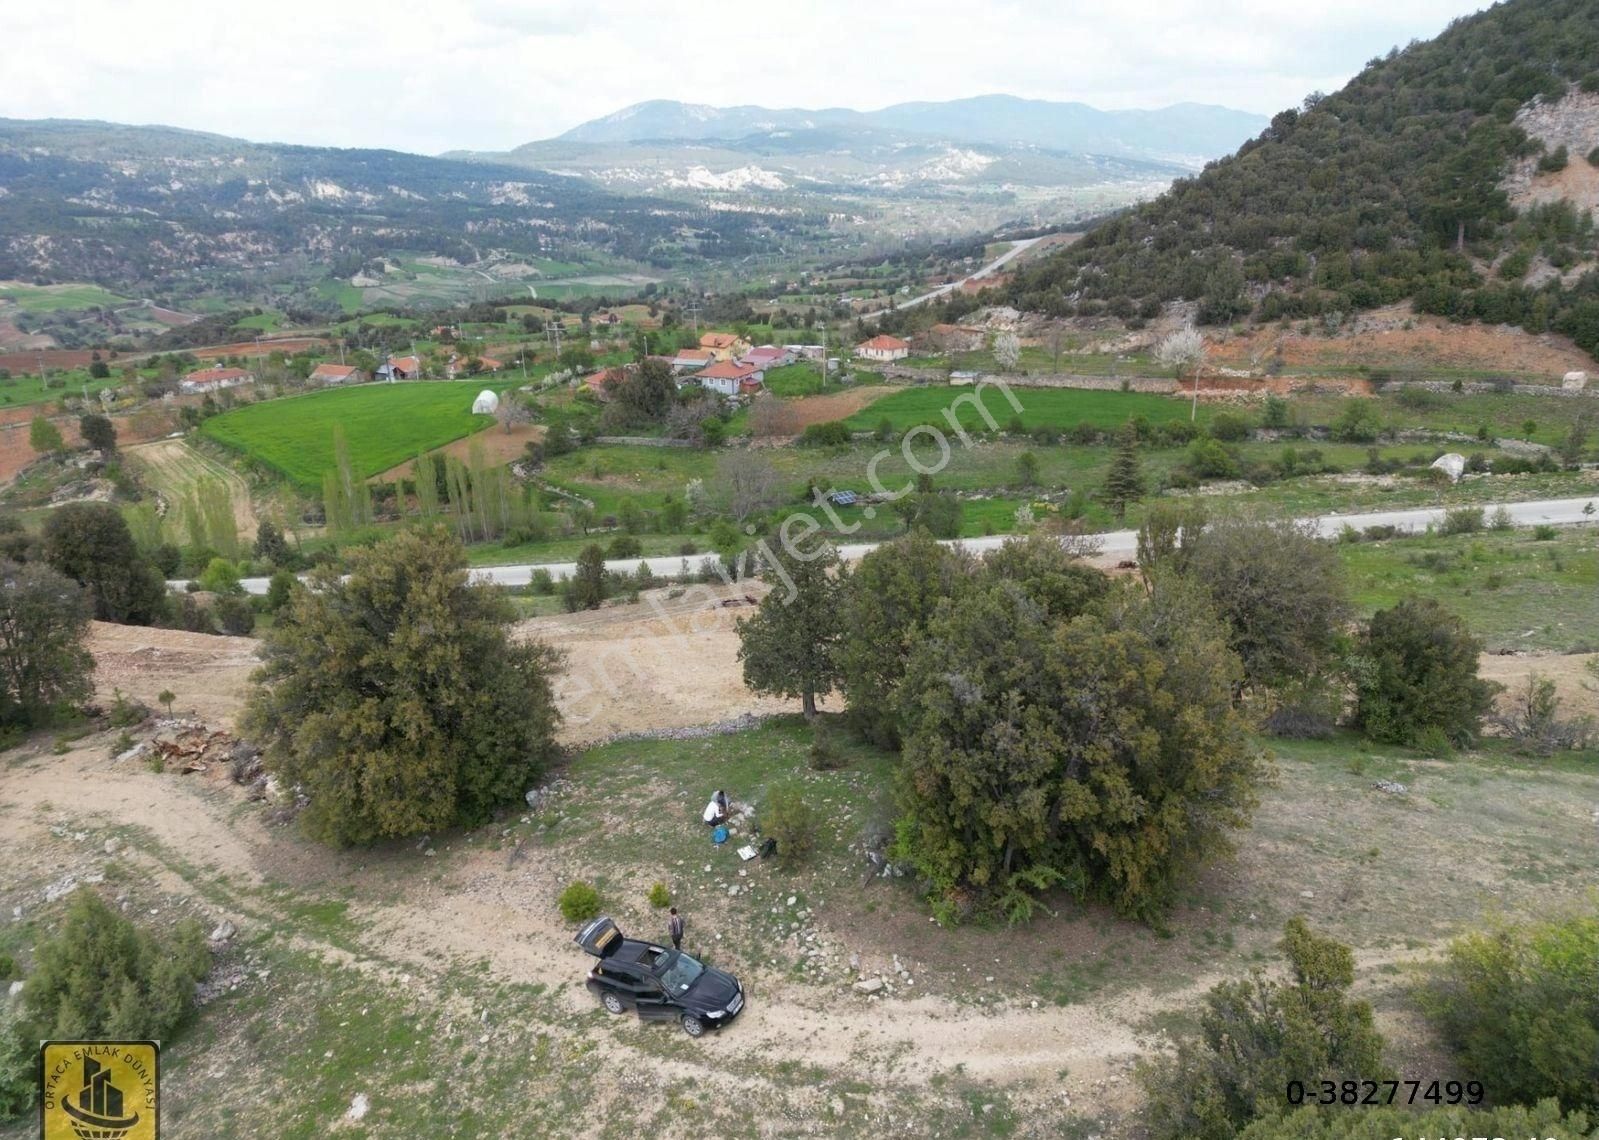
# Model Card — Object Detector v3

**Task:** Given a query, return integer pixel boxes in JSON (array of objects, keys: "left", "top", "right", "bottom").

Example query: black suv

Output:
[{"left": 573, "top": 916, "right": 746, "bottom": 1037}]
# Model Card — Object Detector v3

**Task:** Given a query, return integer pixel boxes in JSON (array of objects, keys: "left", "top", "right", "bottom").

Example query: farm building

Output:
[
  {"left": 673, "top": 348, "right": 714, "bottom": 372},
  {"left": 855, "top": 334, "right": 910, "bottom": 363},
  {"left": 309, "top": 363, "right": 362, "bottom": 386},
  {"left": 694, "top": 360, "right": 763, "bottom": 398},
  {"left": 472, "top": 389, "right": 500, "bottom": 414},
  {"left": 179, "top": 366, "right": 255, "bottom": 395},
  {"left": 740, "top": 345, "right": 792, "bottom": 369}
]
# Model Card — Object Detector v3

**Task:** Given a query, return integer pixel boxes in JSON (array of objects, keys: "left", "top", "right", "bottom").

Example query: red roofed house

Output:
[
  {"left": 180, "top": 366, "right": 255, "bottom": 395},
  {"left": 855, "top": 334, "right": 910, "bottom": 363},
  {"left": 309, "top": 363, "right": 362, "bottom": 386},
  {"left": 694, "top": 360, "right": 763, "bottom": 398},
  {"left": 698, "top": 332, "right": 750, "bottom": 361},
  {"left": 581, "top": 367, "right": 626, "bottom": 401},
  {"left": 376, "top": 354, "right": 422, "bottom": 381},
  {"left": 445, "top": 354, "right": 504, "bottom": 379}
]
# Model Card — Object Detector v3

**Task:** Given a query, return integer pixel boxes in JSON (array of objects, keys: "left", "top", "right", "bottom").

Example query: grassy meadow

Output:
[
  {"left": 844, "top": 385, "right": 1210, "bottom": 433},
  {"left": 200, "top": 382, "right": 513, "bottom": 487}
]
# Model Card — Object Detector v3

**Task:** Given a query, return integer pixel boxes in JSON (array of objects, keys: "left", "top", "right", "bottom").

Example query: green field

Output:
[
  {"left": 763, "top": 363, "right": 827, "bottom": 397},
  {"left": 314, "top": 279, "right": 364, "bottom": 314},
  {"left": 0, "top": 281, "right": 129, "bottom": 312},
  {"left": 201, "top": 382, "right": 511, "bottom": 487},
  {"left": 845, "top": 385, "right": 1209, "bottom": 433}
]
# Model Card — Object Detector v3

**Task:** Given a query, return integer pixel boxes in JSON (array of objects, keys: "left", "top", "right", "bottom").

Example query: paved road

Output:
[
  {"left": 872, "top": 236, "right": 1044, "bottom": 316},
  {"left": 216, "top": 496, "right": 1597, "bottom": 595}
]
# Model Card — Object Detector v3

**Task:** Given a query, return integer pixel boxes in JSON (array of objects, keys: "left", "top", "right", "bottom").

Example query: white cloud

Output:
[{"left": 0, "top": 0, "right": 1491, "bottom": 153}]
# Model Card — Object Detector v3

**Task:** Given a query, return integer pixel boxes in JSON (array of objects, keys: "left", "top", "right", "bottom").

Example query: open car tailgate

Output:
[{"left": 573, "top": 915, "right": 624, "bottom": 958}]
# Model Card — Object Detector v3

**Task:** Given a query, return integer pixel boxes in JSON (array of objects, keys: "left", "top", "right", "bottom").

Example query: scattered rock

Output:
[
  {"left": 853, "top": 977, "right": 884, "bottom": 995},
  {"left": 1372, "top": 779, "right": 1408, "bottom": 795},
  {"left": 7, "top": 981, "right": 22, "bottom": 999},
  {"left": 209, "top": 920, "right": 237, "bottom": 944},
  {"left": 346, "top": 1093, "right": 369, "bottom": 1121},
  {"left": 1300, "top": 890, "right": 1315, "bottom": 899}
]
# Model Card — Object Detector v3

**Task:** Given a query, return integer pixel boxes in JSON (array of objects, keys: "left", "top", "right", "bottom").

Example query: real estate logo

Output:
[{"left": 39, "top": 1041, "right": 159, "bottom": 1140}]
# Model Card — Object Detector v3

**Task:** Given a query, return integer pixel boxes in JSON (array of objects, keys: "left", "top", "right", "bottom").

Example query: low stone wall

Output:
[
  {"left": 1384, "top": 380, "right": 1598, "bottom": 399},
  {"left": 592, "top": 435, "right": 695, "bottom": 447}
]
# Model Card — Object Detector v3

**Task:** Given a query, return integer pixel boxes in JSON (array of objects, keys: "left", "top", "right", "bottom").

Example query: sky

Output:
[{"left": 0, "top": 0, "right": 1493, "bottom": 155}]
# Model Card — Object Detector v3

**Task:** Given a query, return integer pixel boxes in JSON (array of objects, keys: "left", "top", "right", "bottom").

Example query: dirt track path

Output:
[{"left": 125, "top": 437, "right": 260, "bottom": 539}]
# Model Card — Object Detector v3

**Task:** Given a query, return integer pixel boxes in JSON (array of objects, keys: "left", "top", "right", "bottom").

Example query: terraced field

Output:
[
  {"left": 124, "top": 438, "right": 259, "bottom": 538},
  {"left": 200, "top": 382, "right": 511, "bottom": 487}
]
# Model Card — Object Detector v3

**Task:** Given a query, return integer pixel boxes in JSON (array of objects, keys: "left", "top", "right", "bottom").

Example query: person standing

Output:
[{"left": 667, "top": 907, "right": 685, "bottom": 951}]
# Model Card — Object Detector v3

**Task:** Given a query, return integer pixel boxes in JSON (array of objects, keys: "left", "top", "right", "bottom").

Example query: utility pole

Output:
[
  {"left": 817, "top": 322, "right": 827, "bottom": 388},
  {"left": 36, "top": 352, "right": 48, "bottom": 391},
  {"left": 685, "top": 299, "right": 702, "bottom": 335},
  {"left": 544, "top": 320, "right": 564, "bottom": 359}
]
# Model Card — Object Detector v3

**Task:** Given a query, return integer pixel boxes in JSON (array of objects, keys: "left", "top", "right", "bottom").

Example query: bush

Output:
[
  {"left": 1489, "top": 505, "right": 1514, "bottom": 531},
  {"left": 1421, "top": 914, "right": 1599, "bottom": 1113},
  {"left": 1184, "top": 438, "right": 1240, "bottom": 479},
  {"left": 1533, "top": 524, "right": 1559, "bottom": 540},
  {"left": 647, "top": 882, "right": 671, "bottom": 909},
  {"left": 761, "top": 783, "right": 819, "bottom": 866},
  {"left": 605, "top": 535, "right": 642, "bottom": 560},
  {"left": 558, "top": 881, "right": 601, "bottom": 923},
  {"left": 530, "top": 568, "right": 555, "bottom": 595},
  {"left": 800, "top": 420, "right": 852, "bottom": 447},
  {"left": 214, "top": 595, "right": 256, "bottom": 635},
  {"left": 1207, "top": 411, "right": 1252, "bottom": 442},
  {"left": 1438, "top": 506, "right": 1484, "bottom": 535},
  {"left": 23, "top": 889, "right": 210, "bottom": 1042},
  {"left": 1351, "top": 598, "right": 1498, "bottom": 747},
  {"left": 1139, "top": 919, "right": 1389, "bottom": 1140},
  {"left": 1329, "top": 400, "right": 1381, "bottom": 443}
]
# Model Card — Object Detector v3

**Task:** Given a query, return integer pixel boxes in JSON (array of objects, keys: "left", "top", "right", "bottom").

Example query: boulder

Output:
[{"left": 1430, "top": 452, "right": 1466, "bottom": 483}]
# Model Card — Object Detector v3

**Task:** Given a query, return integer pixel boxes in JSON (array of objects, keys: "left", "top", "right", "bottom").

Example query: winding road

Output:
[{"left": 869, "top": 235, "right": 1046, "bottom": 316}]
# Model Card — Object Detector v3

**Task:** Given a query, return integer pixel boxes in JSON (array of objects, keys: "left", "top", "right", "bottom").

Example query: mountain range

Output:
[
  {"left": 551, "top": 95, "right": 1267, "bottom": 168},
  {"left": 454, "top": 96, "right": 1267, "bottom": 202}
]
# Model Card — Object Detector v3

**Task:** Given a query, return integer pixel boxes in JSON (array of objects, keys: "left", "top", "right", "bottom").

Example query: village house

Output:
[
  {"left": 309, "top": 363, "right": 363, "bottom": 386},
  {"left": 445, "top": 354, "right": 504, "bottom": 380},
  {"left": 855, "top": 334, "right": 911, "bottom": 363},
  {"left": 694, "top": 360, "right": 763, "bottom": 398},
  {"left": 179, "top": 366, "right": 255, "bottom": 395},
  {"left": 582, "top": 366, "right": 628, "bottom": 401},
  {"left": 375, "top": 354, "right": 422, "bottom": 381},
  {"left": 699, "top": 332, "right": 750, "bottom": 361}
]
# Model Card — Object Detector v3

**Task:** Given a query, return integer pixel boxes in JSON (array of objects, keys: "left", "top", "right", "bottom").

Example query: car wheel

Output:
[
  {"left": 601, "top": 992, "right": 625, "bottom": 1015},
  {"left": 681, "top": 1015, "right": 705, "bottom": 1038}
]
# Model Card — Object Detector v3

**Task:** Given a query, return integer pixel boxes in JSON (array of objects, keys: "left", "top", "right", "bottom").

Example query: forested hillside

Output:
[{"left": 1006, "top": 0, "right": 1599, "bottom": 356}]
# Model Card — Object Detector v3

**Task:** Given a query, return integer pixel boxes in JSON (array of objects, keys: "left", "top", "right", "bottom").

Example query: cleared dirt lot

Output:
[{"left": 3, "top": 601, "right": 1587, "bottom": 1138}]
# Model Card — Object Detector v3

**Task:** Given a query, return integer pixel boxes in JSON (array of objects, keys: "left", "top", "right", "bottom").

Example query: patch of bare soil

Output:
[
  {"left": 86, "top": 621, "right": 258, "bottom": 726},
  {"left": 1479, "top": 650, "right": 1598, "bottom": 710},
  {"left": 517, "top": 582, "right": 800, "bottom": 743},
  {"left": 1207, "top": 304, "right": 1595, "bottom": 380},
  {"left": 369, "top": 422, "right": 545, "bottom": 484},
  {"left": 781, "top": 385, "right": 895, "bottom": 430}
]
